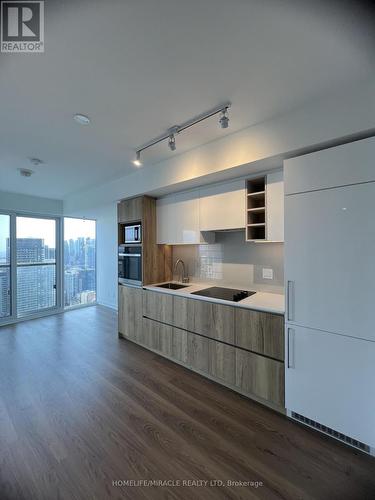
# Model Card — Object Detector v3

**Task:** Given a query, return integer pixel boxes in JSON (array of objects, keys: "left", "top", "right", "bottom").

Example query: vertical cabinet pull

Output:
[
  {"left": 287, "top": 328, "right": 295, "bottom": 369},
  {"left": 287, "top": 280, "right": 295, "bottom": 321}
]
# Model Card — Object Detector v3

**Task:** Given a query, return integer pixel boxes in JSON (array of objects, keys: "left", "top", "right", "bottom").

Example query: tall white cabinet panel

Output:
[
  {"left": 173, "top": 190, "right": 201, "bottom": 244},
  {"left": 157, "top": 190, "right": 203, "bottom": 244},
  {"left": 285, "top": 181, "right": 375, "bottom": 342},
  {"left": 285, "top": 136, "right": 375, "bottom": 195},
  {"left": 199, "top": 180, "right": 245, "bottom": 231},
  {"left": 156, "top": 195, "right": 175, "bottom": 244},
  {"left": 285, "top": 325, "right": 375, "bottom": 449},
  {"left": 266, "top": 171, "right": 284, "bottom": 242}
]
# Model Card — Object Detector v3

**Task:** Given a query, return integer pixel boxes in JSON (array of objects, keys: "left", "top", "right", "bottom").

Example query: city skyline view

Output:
[{"left": 0, "top": 216, "right": 96, "bottom": 317}]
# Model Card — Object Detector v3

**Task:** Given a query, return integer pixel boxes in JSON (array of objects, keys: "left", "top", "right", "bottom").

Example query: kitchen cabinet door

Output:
[
  {"left": 208, "top": 340, "right": 235, "bottom": 385},
  {"left": 285, "top": 325, "right": 375, "bottom": 449},
  {"left": 235, "top": 308, "right": 284, "bottom": 361},
  {"left": 187, "top": 299, "right": 235, "bottom": 343},
  {"left": 199, "top": 180, "right": 245, "bottom": 231},
  {"left": 143, "top": 289, "right": 173, "bottom": 324},
  {"left": 157, "top": 190, "right": 213, "bottom": 245},
  {"left": 284, "top": 136, "right": 375, "bottom": 195},
  {"left": 236, "top": 348, "right": 284, "bottom": 407},
  {"left": 118, "top": 197, "right": 143, "bottom": 223},
  {"left": 156, "top": 195, "right": 175, "bottom": 244},
  {"left": 266, "top": 171, "right": 284, "bottom": 242},
  {"left": 285, "top": 182, "right": 375, "bottom": 342},
  {"left": 187, "top": 333, "right": 209, "bottom": 373},
  {"left": 118, "top": 285, "right": 142, "bottom": 340}
]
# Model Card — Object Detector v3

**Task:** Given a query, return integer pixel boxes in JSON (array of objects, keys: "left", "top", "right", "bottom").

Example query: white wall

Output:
[
  {"left": 0, "top": 190, "right": 63, "bottom": 215},
  {"left": 64, "top": 202, "right": 118, "bottom": 310}
]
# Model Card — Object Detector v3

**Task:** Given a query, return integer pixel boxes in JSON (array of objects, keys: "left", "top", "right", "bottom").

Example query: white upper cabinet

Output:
[
  {"left": 284, "top": 136, "right": 375, "bottom": 195},
  {"left": 157, "top": 190, "right": 207, "bottom": 245},
  {"left": 199, "top": 180, "right": 245, "bottom": 231},
  {"left": 266, "top": 171, "right": 284, "bottom": 242}
]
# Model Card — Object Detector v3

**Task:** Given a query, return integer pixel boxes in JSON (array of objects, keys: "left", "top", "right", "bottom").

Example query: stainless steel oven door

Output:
[{"left": 118, "top": 248, "right": 142, "bottom": 286}]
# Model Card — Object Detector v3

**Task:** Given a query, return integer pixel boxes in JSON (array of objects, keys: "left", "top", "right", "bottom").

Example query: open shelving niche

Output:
[{"left": 246, "top": 176, "right": 266, "bottom": 241}]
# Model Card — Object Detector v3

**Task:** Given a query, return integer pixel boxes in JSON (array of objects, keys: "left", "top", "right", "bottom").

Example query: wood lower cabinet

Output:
[
  {"left": 118, "top": 285, "right": 142, "bottom": 340},
  {"left": 187, "top": 333, "right": 209, "bottom": 373},
  {"left": 123, "top": 288, "right": 285, "bottom": 411},
  {"left": 235, "top": 349, "right": 285, "bottom": 407},
  {"left": 143, "top": 290, "right": 173, "bottom": 324},
  {"left": 171, "top": 327, "right": 188, "bottom": 364},
  {"left": 235, "top": 308, "right": 284, "bottom": 361},
  {"left": 208, "top": 340, "right": 235, "bottom": 386},
  {"left": 186, "top": 299, "right": 235, "bottom": 343}
]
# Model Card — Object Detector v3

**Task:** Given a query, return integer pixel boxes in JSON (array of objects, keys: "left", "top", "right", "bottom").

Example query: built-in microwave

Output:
[
  {"left": 124, "top": 224, "right": 142, "bottom": 244},
  {"left": 118, "top": 245, "right": 142, "bottom": 286}
]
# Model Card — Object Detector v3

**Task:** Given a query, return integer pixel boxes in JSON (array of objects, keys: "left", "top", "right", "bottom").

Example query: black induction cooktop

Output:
[{"left": 191, "top": 287, "right": 256, "bottom": 302}]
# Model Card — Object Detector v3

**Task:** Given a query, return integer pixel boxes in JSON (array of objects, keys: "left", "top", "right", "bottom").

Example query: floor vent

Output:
[{"left": 291, "top": 412, "right": 370, "bottom": 454}]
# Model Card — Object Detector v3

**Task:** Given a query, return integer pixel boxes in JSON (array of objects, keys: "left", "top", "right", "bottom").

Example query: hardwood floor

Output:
[{"left": 0, "top": 306, "right": 374, "bottom": 500}]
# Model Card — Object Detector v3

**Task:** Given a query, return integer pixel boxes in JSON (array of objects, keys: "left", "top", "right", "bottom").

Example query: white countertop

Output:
[{"left": 143, "top": 281, "right": 285, "bottom": 315}]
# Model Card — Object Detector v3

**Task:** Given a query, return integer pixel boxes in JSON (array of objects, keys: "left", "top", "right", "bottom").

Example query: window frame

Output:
[{"left": 0, "top": 210, "right": 97, "bottom": 327}]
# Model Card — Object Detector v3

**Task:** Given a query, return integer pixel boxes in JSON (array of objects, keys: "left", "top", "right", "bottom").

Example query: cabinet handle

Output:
[
  {"left": 287, "top": 328, "right": 295, "bottom": 369},
  {"left": 287, "top": 280, "right": 295, "bottom": 321}
]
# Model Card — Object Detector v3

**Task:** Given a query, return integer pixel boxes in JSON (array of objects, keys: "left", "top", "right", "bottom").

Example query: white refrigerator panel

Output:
[
  {"left": 285, "top": 325, "right": 375, "bottom": 448},
  {"left": 285, "top": 181, "right": 375, "bottom": 342}
]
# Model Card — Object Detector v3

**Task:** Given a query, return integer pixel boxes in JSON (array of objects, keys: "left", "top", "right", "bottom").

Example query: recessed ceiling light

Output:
[
  {"left": 73, "top": 114, "right": 91, "bottom": 125},
  {"left": 19, "top": 168, "right": 34, "bottom": 177}
]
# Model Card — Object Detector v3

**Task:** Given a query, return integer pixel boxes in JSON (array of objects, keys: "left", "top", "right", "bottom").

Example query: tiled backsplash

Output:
[{"left": 172, "top": 230, "right": 284, "bottom": 293}]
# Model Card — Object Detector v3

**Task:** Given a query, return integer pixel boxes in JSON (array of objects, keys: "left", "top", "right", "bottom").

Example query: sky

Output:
[{"left": 0, "top": 216, "right": 95, "bottom": 253}]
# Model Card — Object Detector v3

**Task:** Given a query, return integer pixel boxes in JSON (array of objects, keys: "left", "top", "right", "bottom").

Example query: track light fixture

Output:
[
  {"left": 132, "top": 151, "right": 142, "bottom": 167},
  {"left": 219, "top": 108, "right": 229, "bottom": 129},
  {"left": 132, "top": 103, "right": 231, "bottom": 164},
  {"left": 168, "top": 134, "right": 176, "bottom": 151}
]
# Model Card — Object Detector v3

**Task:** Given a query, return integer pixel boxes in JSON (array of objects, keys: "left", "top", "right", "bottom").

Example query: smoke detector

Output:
[
  {"left": 29, "top": 158, "right": 44, "bottom": 166},
  {"left": 73, "top": 113, "right": 91, "bottom": 125},
  {"left": 19, "top": 168, "right": 34, "bottom": 177}
]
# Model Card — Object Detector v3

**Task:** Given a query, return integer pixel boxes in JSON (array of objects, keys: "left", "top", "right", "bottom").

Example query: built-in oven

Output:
[
  {"left": 124, "top": 223, "right": 142, "bottom": 244},
  {"left": 118, "top": 244, "right": 142, "bottom": 286}
]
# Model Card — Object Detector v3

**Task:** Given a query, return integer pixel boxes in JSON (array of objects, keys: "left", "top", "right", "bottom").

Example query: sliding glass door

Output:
[
  {"left": 16, "top": 216, "right": 59, "bottom": 317},
  {"left": 0, "top": 214, "right": 11, "bottom": 318}
]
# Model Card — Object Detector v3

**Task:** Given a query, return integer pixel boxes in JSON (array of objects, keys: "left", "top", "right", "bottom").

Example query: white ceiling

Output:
[{"left": 0, "top": 0, "right": 374, "bottom": 199}]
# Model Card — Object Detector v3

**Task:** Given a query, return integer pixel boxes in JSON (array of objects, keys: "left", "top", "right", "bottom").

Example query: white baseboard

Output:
[{"left": 97, "top": 300, "right": 118, "bottom": 311}]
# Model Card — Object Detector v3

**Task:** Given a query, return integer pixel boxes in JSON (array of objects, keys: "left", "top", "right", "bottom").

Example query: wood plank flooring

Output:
[{"left": 0, "top": 306, "right": 374, "bottom": 500}]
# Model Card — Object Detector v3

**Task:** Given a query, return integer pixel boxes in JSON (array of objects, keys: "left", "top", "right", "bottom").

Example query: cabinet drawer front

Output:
[
  {"left": 187, "top": 333, "right": 209, "bottom": 373},
  {"left": 172, "top": 327, "right": 188, "bottom": 364},
  {"left": 140, "top": 317, "right": 161, "bottom": 350},
  {"left": 172, "top": 296, "right": 189, "bottom": 330},
  {"left": 118, "top": 285, "right": 143, "bottom": 339},
  {"left": 208, "top": 340, "right": 235, "bottom": 385},
  {"left": 187, "top": 300, "right": 235, "bottom": 343},
  {"left": 235, "top": 308, "right": 284, "bottom": 360},
  {"left": 143, "top": 290, "right": 173, "bottom": 324},
  {"left": 235, "top": 349, "right": 284, "bottom": 407}
]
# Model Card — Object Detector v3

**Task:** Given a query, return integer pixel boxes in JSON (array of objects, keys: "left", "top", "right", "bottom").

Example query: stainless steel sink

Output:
[{"left": 157, "top": 282, "right": 189, "bottom": 290}]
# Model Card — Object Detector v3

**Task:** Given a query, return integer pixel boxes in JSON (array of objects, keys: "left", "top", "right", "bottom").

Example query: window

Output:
[
  {"left": 16, "top": 216, "right": 57, "bottom": 316},
  {"left": 64, "top": 218, "right": 96, "bottom": 307},
  {"left": 0, "top": 214, "right": 11, "bottom": 318}
]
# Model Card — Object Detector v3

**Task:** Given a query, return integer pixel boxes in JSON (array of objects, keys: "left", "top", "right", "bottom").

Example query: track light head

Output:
[
  {"left": 132, "top": 151, "right": 142, "bottom": 167},
  {"left": 168, "top": 134, "right": 176, "bottom": 151},
  {"left": 219, "top": 108, "right": 229, "bottom": 129}
]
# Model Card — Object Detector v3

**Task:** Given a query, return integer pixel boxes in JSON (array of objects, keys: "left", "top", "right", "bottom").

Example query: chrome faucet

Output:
[{"left": 174, "top": 259, "right": 189, "bottom": 283}]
